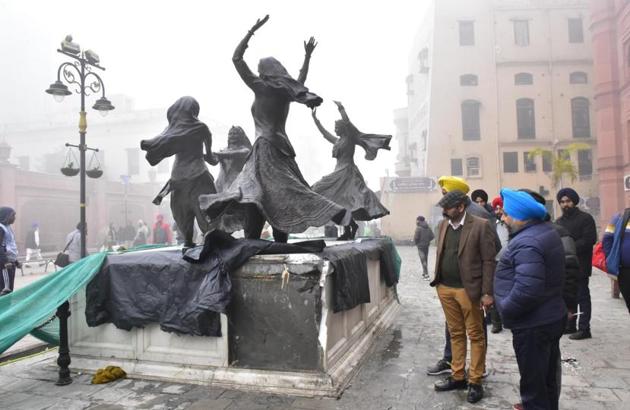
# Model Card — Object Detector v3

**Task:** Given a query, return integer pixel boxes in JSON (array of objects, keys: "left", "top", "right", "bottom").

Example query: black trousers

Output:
[
  {"left": 170, "top": 172, "right": 215, "bottom": 246},
  {"left": 1, "top": 264, "right": 16, "bottom": 291},
  {"left": 619, "top": 267, "right": 630, "bottom": 313},
  {"left": 511, "top": 318, "right": 566, "bottom": 410}
]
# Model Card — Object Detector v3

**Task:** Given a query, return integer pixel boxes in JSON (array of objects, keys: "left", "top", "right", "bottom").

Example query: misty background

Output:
[{"left": 0, "top": 0, "right": 429, "bottom": 189}]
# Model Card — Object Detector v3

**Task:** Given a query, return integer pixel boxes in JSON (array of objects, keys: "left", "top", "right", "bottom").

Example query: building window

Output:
[
  {"left": 515, "top": 73, "right": 533, "bottom": 85},
  {"left": 524, "top": 152, "right": 536, "bottom": 172},
  {"left": 451, "top": 158, "right": 463, "bottom": 176},
  {"left": 568, "top": 18, "right": 584, "bottom": 43},
  {"left": 459, "top": 21, "right": 475, "bottom": 46},
  {"left": 503, "top": 152, "right": 519, "bottom": 173},
  {"left": 570, "top": 72, "right": 588, "bottom": 84},
  {"left": 578, "top": 149, "right": 593, "bottom": 178},
  {"left": 466, "top": 156, "right": 481, "bottom": 177},
  {"left": 418, "top": 48, "right": 429, "bottom": 73},
  {"left": 460, "top": 74, "right": 478, "bottom": 86},
  {"left": 571, "top": 97, "right": 591, "bottom": 138},
  {"left": 517, "top": 98, "right": 536, "bottom": 139},
  {"left": 461, "top": 100, "right": 481, "bottom": 140},
  {"left": 542, "top": 151, "right": 553, "bottom": 172},
  {"left": 513, "top": 20, "right": 530, "bottom": 46},
  {"left": 126, "top": 148, "right": 140, "bottom": 176}
]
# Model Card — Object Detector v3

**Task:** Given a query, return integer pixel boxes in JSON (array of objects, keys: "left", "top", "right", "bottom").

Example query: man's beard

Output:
[
  {"left": 562, "top": 207, "right": 578, "bottom": 216},
  {"left": 442, "top": 212, "right": 452, "bottom": 220}
]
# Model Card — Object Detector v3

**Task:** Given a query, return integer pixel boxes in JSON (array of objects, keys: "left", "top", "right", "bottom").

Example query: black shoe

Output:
[
  {"left": 427, "top": 359, "right": 452, "bottom": 376},
  {"left": 563, "top": 325, "right": 577, "bottom": 335},
  {"left": 0, "top": 289, "right": 12, "bottom": 297},
  {"left": 491, "top": 324, "right": 503, "bottom": 334},
  {"left": 434, "top": 376, "right": 467, "bottom": 392},
  {"left": 467, "top": 383, "right": 484, "bottom": 403},
  {"left": 569, "top": 330, "right": 591, "bottom": 340}
]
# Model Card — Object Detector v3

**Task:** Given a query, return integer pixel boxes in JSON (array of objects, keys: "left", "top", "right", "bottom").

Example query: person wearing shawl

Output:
[
  {"left": 494, "top": 188, "right": 566, "bottom": 410},
  {"left": 310, "top": 101, "right": 391, "bottom": 240},
  {"left": 0, "top": 207, "right": 18, "bottom": 296},
  {"left": 199, "top": 15, "right": 349, "bottom": 242},
  {"left": 140, "top": 96, "right": 217, "bottom": 247},
  {"left": 214, "top": 126, "right": 252, "bottom": 193}
]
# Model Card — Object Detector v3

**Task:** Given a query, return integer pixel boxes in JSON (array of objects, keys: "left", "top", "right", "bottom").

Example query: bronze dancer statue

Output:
[
  {"left": 140, "top": 96, "right": 217, "bottom": 247},
  {"left": 199, "top": 15, "right": 349, "bottom": 242},
  {"left": 311, "top": 101, "right": 391, "bottom": 239},
  {"left": 214, "top": 126, "right": 252, "bottom": 193}
]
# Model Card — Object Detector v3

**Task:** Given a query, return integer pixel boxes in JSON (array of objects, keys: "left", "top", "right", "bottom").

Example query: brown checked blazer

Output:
[{"left": 430, "top": 213, "right": 497, "bottom": 304}]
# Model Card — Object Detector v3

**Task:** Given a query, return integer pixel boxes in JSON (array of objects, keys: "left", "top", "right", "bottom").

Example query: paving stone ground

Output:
[{"left": 1, "top": 245, "right": 629, "bottom": 409}]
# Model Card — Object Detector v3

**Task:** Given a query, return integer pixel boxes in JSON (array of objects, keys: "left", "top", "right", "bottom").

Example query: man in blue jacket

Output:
[{"left": 494, "top": 189, "right": 566, "bottom": 410}]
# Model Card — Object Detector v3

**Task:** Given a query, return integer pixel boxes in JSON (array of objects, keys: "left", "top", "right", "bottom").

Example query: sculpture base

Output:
[{"left": 69, "top": 240, "right": 399, "bottom": 397}]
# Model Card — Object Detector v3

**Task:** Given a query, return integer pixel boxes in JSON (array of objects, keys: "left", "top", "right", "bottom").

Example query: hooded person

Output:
[
  {"left": 310, "top": 101, "right": 391, "bottom": 240},
  {"left": 0, "top": 207, "right": 18, "bottom": 295},
  {"left": 414, "top": 215, "right": 434, "bottom": 279},
  {"left": 214, "top": 126, "right": 252, "bottom": 193},
  {"left": 140, "top": 96, "right": 217, "bottom": 248},
  {"left": 494, "top": 188, "right": 566, "bottom": 410},
  {"left": 554, "top": 187, "right": 596, "bottom": 340},
  {"left": 199, "top": 15, "right": 349, "bottom": 242}
]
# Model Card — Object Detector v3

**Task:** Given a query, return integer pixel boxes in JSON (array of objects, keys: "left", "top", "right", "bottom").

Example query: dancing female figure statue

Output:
[
  {"left": 214, "top": 126, "right": 252, "bottom": 193},
  {"left": 311, "top": 101, "right": 391, "bottom": 239},
  {"left": 199, "top": 15, "right": 349, "bottom": 242},
  {"left": 140, "top": 96, "right": 217, "bottom": 247}
]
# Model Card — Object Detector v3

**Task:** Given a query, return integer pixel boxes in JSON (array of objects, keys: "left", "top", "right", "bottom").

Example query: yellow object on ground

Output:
[{"left": 91, "top": 365, "right": 127, "bottom": 384}]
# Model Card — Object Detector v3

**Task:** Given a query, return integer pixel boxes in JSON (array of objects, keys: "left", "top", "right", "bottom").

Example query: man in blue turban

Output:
[{"left": 494, "top": 188, "right": 566, "bottom": 410}]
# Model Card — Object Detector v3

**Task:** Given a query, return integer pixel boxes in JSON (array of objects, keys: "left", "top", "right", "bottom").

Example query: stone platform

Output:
[{"left": 68, "top": 240, "right": 399, "bottom": 397}]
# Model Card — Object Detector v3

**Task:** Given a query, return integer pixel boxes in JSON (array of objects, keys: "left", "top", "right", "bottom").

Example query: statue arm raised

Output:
[
  {"left": 311, "top": 109, "right": 338, "bottom": 144},
  {"left": 298, "top": 37, "right": 317, "bottom": 84},
  {"left": 203, "top": 129, "right": 219, "bottom": 166},
  {"left": 233, "top": 15, "right": 269, "bottom": 89},
  {"left": 334, "top": 100, "right": 351, "bottom": 123}
]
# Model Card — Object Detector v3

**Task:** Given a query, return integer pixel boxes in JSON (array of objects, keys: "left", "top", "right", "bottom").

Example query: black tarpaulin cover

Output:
[{"left": 85, "top": 231, "right": 326, "bottom": 336}]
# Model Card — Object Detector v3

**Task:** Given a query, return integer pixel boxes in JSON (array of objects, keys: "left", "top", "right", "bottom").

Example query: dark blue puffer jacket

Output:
[{"left": 494, "top": 220, "right": 566, "bottom": 329}]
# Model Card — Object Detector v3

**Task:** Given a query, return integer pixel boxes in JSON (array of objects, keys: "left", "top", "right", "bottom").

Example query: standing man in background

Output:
[
  {"left": 0, "top": 207, "right": 19, "bottom": 296},
  {"left": 555, "top": 188, "right": 596, "bottom": 340},
  {"left": 414, "top": 215, "right": 434, "bottom": 280},
  {"left": 25, "top": 222, "right": 42, "bottom": 262}
]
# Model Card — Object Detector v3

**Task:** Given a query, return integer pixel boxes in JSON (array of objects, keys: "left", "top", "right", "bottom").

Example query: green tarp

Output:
[{"left": 0, "top": 252, "right": 108, "bottom": 355}]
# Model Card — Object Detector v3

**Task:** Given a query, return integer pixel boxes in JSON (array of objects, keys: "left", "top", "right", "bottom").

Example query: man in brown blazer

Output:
[{"left": 430, "top": 190, "right": 497, "bottom": 404}]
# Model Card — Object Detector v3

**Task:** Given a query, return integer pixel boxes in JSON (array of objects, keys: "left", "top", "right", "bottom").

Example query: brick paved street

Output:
[{"left": 1, "top": 245, "right": 628, "bottom": 409}]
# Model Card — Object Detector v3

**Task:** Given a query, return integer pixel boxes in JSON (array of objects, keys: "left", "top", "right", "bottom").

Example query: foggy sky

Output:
[{"left": 0, "top": 0, "right": 428, "bottom": 189}]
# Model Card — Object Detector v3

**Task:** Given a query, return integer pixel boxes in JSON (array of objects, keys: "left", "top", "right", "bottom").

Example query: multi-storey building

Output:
[
  {"left": 590, "top": 0, "right": 630, "bottom": 225},
  {"left": 389, "top": 0, "right": 597, "bottom": 239}
]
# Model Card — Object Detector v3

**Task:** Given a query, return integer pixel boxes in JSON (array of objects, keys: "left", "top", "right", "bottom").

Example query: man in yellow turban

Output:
[{"left": 438, "top": 176, "right": 470, "bottom": 195}]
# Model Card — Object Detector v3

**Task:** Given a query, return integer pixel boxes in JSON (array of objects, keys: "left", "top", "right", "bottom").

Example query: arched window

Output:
[
  {"left": 516, "top": 98, "right": 536, "bottom": 139},
  {"left": 570, "top": 72, "right": 588, "bottom": 84},
  {"left": 571, "top": 97, "right": 591, "bottom": 138},
  {"left": 460, "top": 74, "right": 478, "bottom": 86},
  {"left": 461, "top": 100, "right": 481, "bottom": 140},
  {"left": 515, "top": 73, "right": 533, "bottom": 85}
]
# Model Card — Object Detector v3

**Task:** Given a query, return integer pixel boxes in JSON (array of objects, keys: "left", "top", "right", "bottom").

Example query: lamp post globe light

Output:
[{"left": 45, "top": 35, "right": 114, "bottom": 386}]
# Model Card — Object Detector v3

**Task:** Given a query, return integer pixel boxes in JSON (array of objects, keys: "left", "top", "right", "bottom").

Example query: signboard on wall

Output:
[{"left": 383, "top": 177, "right": 438, "bottom": 193}]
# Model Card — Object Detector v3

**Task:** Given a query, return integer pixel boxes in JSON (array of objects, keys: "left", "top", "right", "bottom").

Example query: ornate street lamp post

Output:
[{"left": 45, "top": 35, "right": 114, "bottom": 386}]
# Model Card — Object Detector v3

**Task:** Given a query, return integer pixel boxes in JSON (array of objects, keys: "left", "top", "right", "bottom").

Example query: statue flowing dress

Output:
[
  {"left": 311, "top": 104, "right": 390, "bottom": 236},
  {"left": 199, "top": 24, "right": 349, "bottom": 240},
  {"left": 214, "top": 127, "right": 252, "bottom": 193},
  {"left": 140, "top": 96, "right": 216, "bottom": 246}
]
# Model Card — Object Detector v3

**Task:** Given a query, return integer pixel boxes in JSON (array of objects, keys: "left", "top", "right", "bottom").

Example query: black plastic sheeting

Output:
[
  {"left": 322, "top": 238, "right": 399, "bottom": 313},
  {"left": 85, "top": 232, "right": 399, "bottom": 336},
  {"left": 85, "top": 231, "right": 325, "bottom": 336}
]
